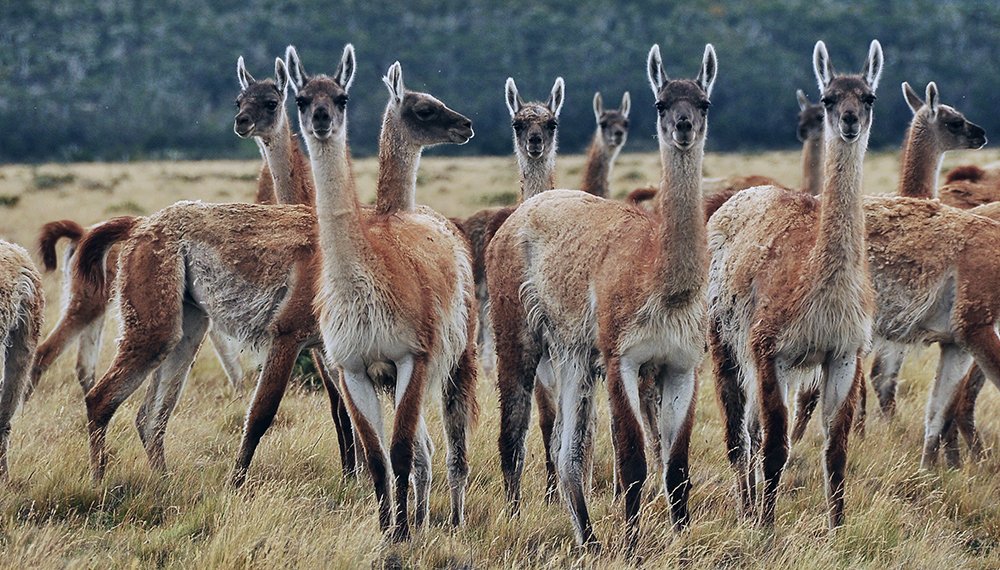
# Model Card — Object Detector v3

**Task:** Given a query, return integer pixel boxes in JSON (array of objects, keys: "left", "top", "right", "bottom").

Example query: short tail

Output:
[
  {"left": 37, "top": 219, "right": 85, "bottom": 272},
  {"left": 945, "top": 164, "right": 985, "bottom": 184},
  {"left": 626, "top": 186, "right": 658, "bottom": 206},
  {"left": 73, "top": 216, "right": 138, "bottom": 290}
]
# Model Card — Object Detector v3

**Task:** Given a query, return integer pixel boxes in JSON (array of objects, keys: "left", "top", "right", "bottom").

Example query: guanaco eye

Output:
[
  {"left": 861, "top": 94, "right": 877, "bottom": 106},
  {"left": 546, "top": 119, "right": 558, "bottom": 131},
  {"left": 414, "top": 106, "right": 435, "bottom": 119},
  {"left": 947, "top": 120, "right": 964, "bottom": 132},
  {"left": 265, "top": 101, "right": 278, "bottom": 111},
  {"left": 335, "top": 95, "right": 349, "bottom": 109},
  {"left": 234, "top": 100, "right": 241, "bottom": 109},
  {"left": 512, "top": 120, "right": 525, "bottom": 132},
  {"left": 821, "top": 96, "right": 836, "bottom": 108},
  {"left": 655, "top": 101, "right": 667, "bottom": 115},
  {"left": 698, "top": 101, "right": 711, "bottom": 115},
  {"left": 622, "top": 120, "right": 630, "bottom": 129},
  {"left": 599, "top": 120, "right": 608, "bottom": 128},
  {"left": 295, "top": 96, "right": 310, "bottom": 109}
]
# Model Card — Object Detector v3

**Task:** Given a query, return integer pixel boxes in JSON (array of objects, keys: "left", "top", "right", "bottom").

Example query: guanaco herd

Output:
[{"left": 2, "top": 37, "right": 999, "bottom": 553}]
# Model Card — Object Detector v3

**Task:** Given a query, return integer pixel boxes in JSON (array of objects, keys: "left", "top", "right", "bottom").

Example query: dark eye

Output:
[
  {"left": 295, "top": 96, "right": 310, "bottom": 110},
  {"left": 235, "top": 100, "right": 241, "bottom": 110},
  {"left": 265, "top": 101, "right": 278, "bottom": 111},
  {"left": 512, "top": 120, "right": 524, "bottom": 132},
  {"left": 655, "top": 101, "right": 667, "bottom": 115},
  {"left": 699, "top": 101, "right": 711, "bottom": 115},
  {"left": 861, "top": 94, "right": 877, "bottom": 107},
  {"left": 821, "top": 96, "right": 836, "bottom": 108},
  {"left": 546, "top": 119, "right": 558, "bottom": 131},
  {"left": 947, "top": 120, "right": 964, "bottom": 132},
  {"left": 599, "top": 120, "right": 608, "bottom": 128},
  {"left": 415, "top": 106, "right": 435, "bottom": 119},
  {"left": 335, "top": 95, "right": 349, "bottom": 109},
  {"left": 622, "top": 120, "right": 629, "bottom": 129}
]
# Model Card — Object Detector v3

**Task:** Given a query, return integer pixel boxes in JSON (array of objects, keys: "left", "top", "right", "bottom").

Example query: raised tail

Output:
[
  {"left": 73, "top": 216, "right": 138, "bottom": 290},
  {"left": 944, "top": 164, "right": 985, "bottom": 184},
  {"left": 625, "top": 186, "right": 658, "bottom": 206},
  {"left": 37, "top": 219, "right": 85, "bottom": 272}
]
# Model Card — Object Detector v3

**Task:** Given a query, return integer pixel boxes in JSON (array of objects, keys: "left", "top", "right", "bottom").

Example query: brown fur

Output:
[{"left": 37, "top": 220, "right": 84, "bottom": 272}]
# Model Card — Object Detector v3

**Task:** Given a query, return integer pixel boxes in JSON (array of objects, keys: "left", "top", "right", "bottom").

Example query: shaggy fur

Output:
[
  {"left": 0, "top": 239, "right": 44, "bottom": 481},
  {"left": 580, "top": 91, "right": 630, "bottom": 198},
  {"left": 489, "top": 44, "right": 716, "bottom": 551}
]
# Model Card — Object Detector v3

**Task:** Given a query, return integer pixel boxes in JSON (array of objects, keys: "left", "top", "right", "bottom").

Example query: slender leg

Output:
[
  {"left": 0, "top": 317, "right": 39, "bottom": 481},
  {"left": 535, "top": 355, "right": 558, "bottom": 503},
  {"left": 656, "top": 365, "right": 697, "bottom": 529},
  {"left": 389, "top": 354, "right": 427, "bottom": 542},
  {"left": 954, "top": 364, "right": 986, "bottom": 462},
  {"left": 207, "top": 326, "right": 245, "bottom": 393},
  {"left": 555, "top": 352, "right": 600, "bottom": 549},
  {"left": 820, "top": 354, "right": 861, "bottom": 528},
  {"left": 753, "top": 344, "right": 791, "bottom": 527},
  {"left": 710, "top": 323, "right": 752, "bottom": 517},
  {"left": 921, "top": 343, "right": 973, "bottom": 469},
  {"left": 412, "top": 417, "right": 433, "bottom": 529},
  {"left": 315, "top": 352, "right": 357, "bottom": 477},
  {"left": 441, "top": 337, "right": 477, "bottom": 527},
  {"left": 229, "top": 335, "right": 302, "bottom": 487},
  {"left": 870, "top": 341, "right": 906, "bottom": 417},
  {"left": 478, "top": 301, "right": 497, "bottom": 381},
  {"left": 340, "top": 366, "right": 391, "bottom": 533},
  {"left": 791, "top": 372, "right": 820, "bottom": 443},
  {"left": 29, "top": 306, "right": 104, "bottom": 398},
  {"left": 136, "top": 304, "right": 209, "bottom": 472}
]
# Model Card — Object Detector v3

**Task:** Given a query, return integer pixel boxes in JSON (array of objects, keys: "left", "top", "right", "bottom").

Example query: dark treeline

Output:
[{"left": 2, "top": 0, "right": 998, "bottom": 163}]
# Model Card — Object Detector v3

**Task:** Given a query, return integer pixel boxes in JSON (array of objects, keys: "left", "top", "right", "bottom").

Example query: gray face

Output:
[
  {"left": 797, "top": 101, "right": 825, "bottom": 142},
  {"left": 512, "top": 104, "right": 558, "bottom": 159},
  {"left": 235, "top": 80, "right": 283, "bottom": 138},
  {"left": 934, "top": 105, "right": 987, "bottom": 150},
  {"left": 655, "top": 80, "right": 710, "bottom": 150},
  {"left": 598, "top": 109, "right": 629, "bottom": 149},
  {"left": 820, "top": 76, "right": 876, "bottom": 143},
  {"left": 400, "top": 92, "right": 474, "bottom": 146},
  {"left": 294, "top": 76, "right": 349, "bottom": 141}
]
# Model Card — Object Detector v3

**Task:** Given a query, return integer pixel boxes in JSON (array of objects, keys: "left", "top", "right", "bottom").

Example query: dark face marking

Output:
[
  {"left": 797, "top": 102, "right": 825, "bottom": 142},
  {"left": 654, "top": 80, "right": 710, "bottom": 150},
  {"left": 598, "top": 110, "right": 629, "bottom": 149},
  {"left": 820, "top": 76, "right": 876, "bottom": 143},
  {"left": 934, "top": 105, "right": 987, "bottom": 150},
  {"left": 234, "top": 80, "right": 283, "bottom": 139},
  {"left": 295, "top": 76, "right": 349, "bottom": 141},
  {"left": 512, "top": 104, "right": 558, "bottom": 159},
  {"left": 399, "top": 92, "right": 474, "bottom": 146}
]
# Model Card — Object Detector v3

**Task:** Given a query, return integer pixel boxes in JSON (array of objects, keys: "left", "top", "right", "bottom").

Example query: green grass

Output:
[{"left": 0, "top": 149, "right": 998, "bottom": 568}]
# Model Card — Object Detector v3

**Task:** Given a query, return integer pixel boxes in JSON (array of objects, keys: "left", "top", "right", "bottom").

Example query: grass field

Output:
[{"left": 1, "top": 148, "right": 999, "bottom": 568}]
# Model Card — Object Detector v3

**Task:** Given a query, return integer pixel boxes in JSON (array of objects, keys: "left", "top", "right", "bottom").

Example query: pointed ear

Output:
[
  {"left": 697, "top": 44, "right": 718, "bottom": 98},
  {"left": 796, "top": 89, "right": 810, "bottom": 111},
  {"left": 382, "top": 61, "right": 405, "bottom": 105},
  {"left": 237, "top": 56, "right": 254, "bottom": 90},
  {"left": 813, "top": 40, "right": 833, "bottom": 92},
  {"left": 274, "top": 58, "right": 289, "bottom": 99},
  {"left": 285, "top": 45, "right": 307, "bottom": 93},
  {"left": 505, "top": 77, "right": 522, "bottom": 117},
  {"left": 862, "top": 39, "right": 884, "bottom": 91},
  {"left": 335, "top": 44, "right": 356, "bottom": 93},
  {"left": 548, "top": 77, "right": 565, "bottom": 117},
  {"left": 925, "top": 81, "right": 939, "bottom": 119},
  {"left": 593, "top": 92, "right": 603, "bottom": 122},
  {"left": 901, "top": 82, "right": 923, "bottom": 115},
  {"left": 647, "top": 44, "right": 667, "bottom": 95},
  {"left": 620, "top": 91, "right": 631, "bottom": 118}
]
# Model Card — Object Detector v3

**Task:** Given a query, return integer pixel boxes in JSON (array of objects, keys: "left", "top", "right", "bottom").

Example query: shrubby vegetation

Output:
[{"left": 2, "top": 0, "right": 997, "bottom": 162}]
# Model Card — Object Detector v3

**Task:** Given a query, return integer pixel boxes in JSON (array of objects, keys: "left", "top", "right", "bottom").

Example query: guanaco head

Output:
[
  {"left": 813, "top": 40, "right": 883, "bottom": 144},
  {"left": 234, "top": 56, "right": 289, "bottom": 139},
  {"left": 795, "top": 89, "right": 824, "bottom": 143},
  {"left": 902, "top": 81, "right": 987, "bottom": 151},
  {"left": 593, "top": 91, "right": 631, "bottom": 150},
  {"left": 285, "top": 44, "right": 355, "bottom": 142},
  {"left": 505, "top": 77, "right": 564, "bottom": 160},
  {"left": 382, "top": 61, "right": 474, "bottom": 146},
  {"left": 647, "top": 44, "right": 717, "bottom": 151}
]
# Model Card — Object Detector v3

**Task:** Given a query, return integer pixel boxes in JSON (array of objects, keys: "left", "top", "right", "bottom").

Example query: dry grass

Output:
[{"left": 0, "top": 148, "right": 999, "bottom": 568}]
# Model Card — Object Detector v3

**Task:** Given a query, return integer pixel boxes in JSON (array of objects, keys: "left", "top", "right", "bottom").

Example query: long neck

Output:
[
  {"left": 375, "top": 107, "right": 420, "bottom": 215},
  {"left": 801, "top": 135, "right": 824, "bottom": 195},
  {"left": 811, "top": 125, "right": 868, "bottom": 281},
  {"left": 580, "top": 133, "right": 616, "bottom": 198},
  {"left": 897, "top": 112, "right": 943, "bottom": 198},
  {"left": 654, "top": 140, "right": 707, "bottom": 295},
  {"left": 518, "top": 152, "right": 555, "bottom": 202},
  {"left": 259, "top": 112, "right": 314, "bottom": 205},
  {"left": 303, "top": 132, "right": 370, "bottom": 278}
]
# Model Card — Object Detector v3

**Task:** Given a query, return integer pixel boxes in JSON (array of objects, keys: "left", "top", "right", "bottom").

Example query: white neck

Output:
[
  {"left": 812, "top": 123, "right": 869, "bottom": 280},
  {"left": 375, "top": 106, "right": 420, "bottom": 215},
  {"left": 517, "top": 152, "right": 555, "bottom": 201},
  {"left": 655, "top": 137, "right": 707, "bottom": 295}
]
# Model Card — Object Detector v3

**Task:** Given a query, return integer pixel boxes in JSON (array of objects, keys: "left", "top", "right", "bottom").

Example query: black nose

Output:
[
  {"left": 235, "top": 115, "right": 252, "bottom": 128},
  {"left": 970, "top": 124, "right": 986, "bottom": 140},
  {"left": 842, "top": 113, "right": 859, "bottom": 126},
  {"left": 461, "top": 119, "right": 472, "bottom": 129},
  {"left": 528, "top": 134, "right": 542, "bottom": 144},
  {"left": 676, "top": 119, "right": 692, "bottom": 133},
  {"left": 313, "top": 107, "right": 330, "bottom": 123}
]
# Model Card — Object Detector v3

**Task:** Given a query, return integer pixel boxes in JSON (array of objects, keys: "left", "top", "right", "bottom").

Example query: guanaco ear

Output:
[
  {"left": 697, "top": 44, "right": 718, "bottom": 98},
  {"left": 925, "top": 81, "right": 939, "bottom": 119},
  {"left": 647, "top": 44, "right": 667, "bottom": 95},
  {"left": 620, "top": 91, "right": 631, "bottom": 118},
  {"left": 547, "top": 77, "right": 565, "bottom": 117},
  {"left": 285, "top": 45, "right": 307, "bottom": 93},
  {"left": 383, "top": 61, "right": 405, "bottom": 106},
  {"left": 862, "top": 39, "right": 884, "bottom": 91},
  {"left": 237, "top": 56, "right": 254, "bottom": 90},
  {"left": 813, "top": 40, "right": 833, "bottom": 92},
  {"left": 505, "top": 77, "right": 522, "bottom": 117},
  {"left": 902, "top": 82, "right": 923, "bottom": 115},
  {"left": 274, "top": 57, "right": 289, "bottom": 100},
  {"left": 335, "top": 44, "right": 356, "bottom": 93},
  {"left": 593, "top": 92, "right": 603, "bottom": 122},
  {"left": 796, "top": 89, "right": 810, "bottom": 111}
]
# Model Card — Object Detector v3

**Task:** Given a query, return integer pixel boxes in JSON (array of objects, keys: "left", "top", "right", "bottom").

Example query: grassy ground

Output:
[{"left": 0, "top": 148, "right": 999, "bottom": 568}]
